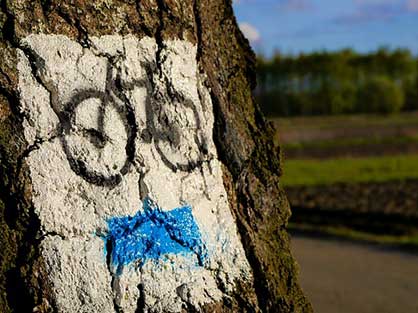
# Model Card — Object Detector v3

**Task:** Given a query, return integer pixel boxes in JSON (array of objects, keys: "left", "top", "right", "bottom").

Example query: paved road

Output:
[{"left": 291, "top": 234, "right": 418, "bottom": 313}]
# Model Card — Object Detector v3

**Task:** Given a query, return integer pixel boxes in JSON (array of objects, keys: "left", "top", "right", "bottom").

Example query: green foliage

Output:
[
  {"left": 257, "top": 48, "right": 418, "bottom": 116},
  {"left": 357, "top": 76, "right": 404, "bottom": 114},
  {"left": 404, "top": 77, "right": 418, "bottom": 110},
  {"left": 282, "top": 155, "right": 418, "bottom": 186}
]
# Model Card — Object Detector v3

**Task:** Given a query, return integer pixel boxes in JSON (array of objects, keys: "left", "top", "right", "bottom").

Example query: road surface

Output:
[{"left": 291, "top": 234, "right": 418, "bottom": 313}]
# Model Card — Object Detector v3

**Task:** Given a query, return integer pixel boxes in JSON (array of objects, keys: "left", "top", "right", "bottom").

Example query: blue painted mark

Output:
[{"left": 104, "top": 198, "right": 207, "bottom": 274}]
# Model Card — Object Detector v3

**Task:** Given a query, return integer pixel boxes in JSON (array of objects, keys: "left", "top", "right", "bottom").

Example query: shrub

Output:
[{"left": 357, "top": 76, "right": 404, "bottom": 114}]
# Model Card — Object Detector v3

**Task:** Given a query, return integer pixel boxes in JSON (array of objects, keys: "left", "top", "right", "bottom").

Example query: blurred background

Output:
[{"left": 233, "top": 1, "right": 418, "bottom": 312}]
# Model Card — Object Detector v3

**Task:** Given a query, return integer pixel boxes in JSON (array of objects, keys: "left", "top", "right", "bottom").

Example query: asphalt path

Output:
[{"left": 291, "top": 234, "right": 418, "bottom": 313}]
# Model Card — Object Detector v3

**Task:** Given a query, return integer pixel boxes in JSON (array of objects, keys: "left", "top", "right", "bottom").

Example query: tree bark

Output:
[{"left": 0, "top": 1, "right": 312, "bottom": 312}]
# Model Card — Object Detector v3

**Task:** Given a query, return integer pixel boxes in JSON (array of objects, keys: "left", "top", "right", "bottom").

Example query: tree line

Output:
[{"left": 256, "top": 48, "right": 418, "bottom": 116}]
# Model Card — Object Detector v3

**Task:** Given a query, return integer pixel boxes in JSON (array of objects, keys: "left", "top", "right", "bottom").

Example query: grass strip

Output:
[{"left": 282, "top": 154, "right": 418, "bottom": 186}]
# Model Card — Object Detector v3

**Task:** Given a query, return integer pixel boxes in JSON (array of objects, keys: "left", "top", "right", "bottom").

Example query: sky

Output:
[{"left": 233, "top": 0, "right": 418, "bottom": 56}]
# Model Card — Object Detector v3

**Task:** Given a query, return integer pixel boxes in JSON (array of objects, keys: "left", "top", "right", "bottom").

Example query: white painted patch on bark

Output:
[{"left": 17, "top": 34, "right": 252, "bottom": 312}]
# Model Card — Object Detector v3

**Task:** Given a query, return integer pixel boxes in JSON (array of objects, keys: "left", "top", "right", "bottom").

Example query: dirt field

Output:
[
  {"left": 284, "top": 139, "right": 418, "bottom": 159},
  {"left": 272, "top": 112, "right": 418, "bottom": 159},
  {"left": 287, "top": 179, "right": 418, "bottom": 219},
  {"left": 276, "top": 113, "right": 418, "bottom": 243},
  {"left": 292, "top": 234, "right": 418, "bottom": 313},
  {"left": 272, "top": 112, "right": 418, "bottom": 145}
]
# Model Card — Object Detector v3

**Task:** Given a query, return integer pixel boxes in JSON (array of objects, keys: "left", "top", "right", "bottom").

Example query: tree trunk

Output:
[{"left": 0, "top": 1, "right": 312, "bottom": 312}]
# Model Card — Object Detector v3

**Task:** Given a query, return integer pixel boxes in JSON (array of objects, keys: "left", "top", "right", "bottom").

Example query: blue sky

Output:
[{"left": 233, "top": 0, "right": 418, "bottom": 56}]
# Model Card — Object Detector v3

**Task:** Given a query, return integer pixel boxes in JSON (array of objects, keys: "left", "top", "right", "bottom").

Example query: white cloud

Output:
[
  {"left": 239, "top": 22, "right": 261, "bottom": 43},
  {"left": 406, "top": 0, "right": 418, "bottom": 11}
]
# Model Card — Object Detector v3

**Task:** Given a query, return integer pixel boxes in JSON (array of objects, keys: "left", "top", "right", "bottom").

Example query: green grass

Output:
[{"left": 282, "top": 154, "right": 418, "bottom": 186}]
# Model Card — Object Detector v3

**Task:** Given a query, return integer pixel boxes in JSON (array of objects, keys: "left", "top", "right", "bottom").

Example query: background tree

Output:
[
  {"left": 256, "top": 48, "right": 418, "bottom": 116},
  {"left": 357, "top": 76, "right": 404, "bottom": 114}
]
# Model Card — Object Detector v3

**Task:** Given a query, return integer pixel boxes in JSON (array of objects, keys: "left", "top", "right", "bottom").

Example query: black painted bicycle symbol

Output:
[{"left": 58, "top": 58, "right": 209, "bottom": 188}]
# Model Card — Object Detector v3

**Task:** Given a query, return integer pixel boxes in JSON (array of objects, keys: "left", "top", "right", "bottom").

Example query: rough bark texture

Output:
[{"left": 0, "top": 0, "right": 312, "bottom": 312}]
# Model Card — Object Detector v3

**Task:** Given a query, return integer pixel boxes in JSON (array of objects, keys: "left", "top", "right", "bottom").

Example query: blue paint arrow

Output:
[{"left": 104, "top": 198, "right": 207, "bottom": 274}]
